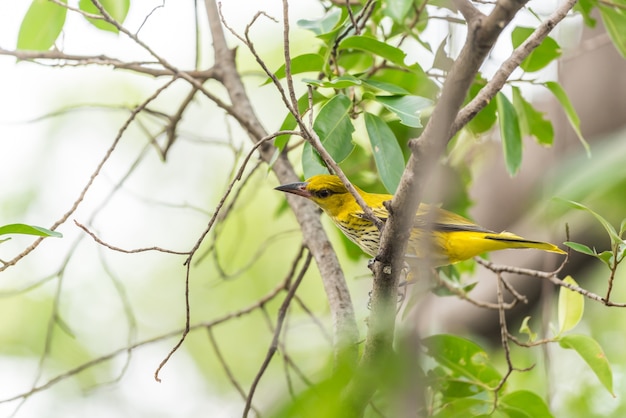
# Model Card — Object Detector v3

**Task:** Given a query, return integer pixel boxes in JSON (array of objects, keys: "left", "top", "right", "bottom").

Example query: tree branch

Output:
[
  {"left": 345, "top": 0, "right": 531, "bottom": 413},
  {"left": 452, "top": 0, "right": 579, "bottom": 134},
  {"left": 203, "top": 0, "right": 359, "bottom": 372}
]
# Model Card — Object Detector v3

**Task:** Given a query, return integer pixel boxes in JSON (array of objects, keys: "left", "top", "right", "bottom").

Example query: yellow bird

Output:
[{"left": 276, "top": 174, "right": 565, "bottom": 266}]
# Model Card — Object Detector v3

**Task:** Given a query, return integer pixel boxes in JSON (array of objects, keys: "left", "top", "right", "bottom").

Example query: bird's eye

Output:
[{"left": 316, "top": 189, "right": 332, "bottom": 199}]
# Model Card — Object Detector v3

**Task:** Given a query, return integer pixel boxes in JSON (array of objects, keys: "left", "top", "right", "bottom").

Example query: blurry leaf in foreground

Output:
[{"left": 499, "top": 390, "right": 555, "bottom": 418}]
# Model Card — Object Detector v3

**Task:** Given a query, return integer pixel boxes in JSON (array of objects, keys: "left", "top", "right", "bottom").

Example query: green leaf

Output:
[
  {"left": 544, "top": 81, "right": 590, "bottom": 156},
  {"left": 303, "top": 75, "right": 362, "bottom": 89},
  {"left": 498, "top": 390, "right": 554, "bottom": 418},
  {"left": 496, "top": 92, "right": 522, "bottom": 176},
  {"left": 422, "top": 334, "right": 502, "bottom": 387},
  {"left": 556, "top": 199, "right": 621, "bottom": 244},
  {"left": 17, "top": 0, "right": 67, "bottom": 51},
  {"left": 432, "top": 398, "right": 492, "bottom": 418},
  {"left": 370, "top": 68, "right": 440, "bottom": 100},
  {"left": 559, "top": 334, "right": 614, "bottom": 396},
  {"left": 79, "top": 0, "right": 129, "bottom": 33},
  {"left": 384, "top": 0, "right": 414, "bottom": 23},
  {"left": 297, "top": 8, "right": 342, "bottom": 35},
  {"left": 574, "top": 0, "right": 597, "bottom": 27},
  {"left": 563, "top": 241, "right": 595, "bottom": 256},
  {"left": 364, "top": 113, "right": 404, "bottom": 193},
  {"left": 511, "top": 27, "right": 562, "bottom": 73},
  {"left": 302, "top": 142, "right": 330, "bottom": 178},
  {"left": 465, "top": 78, "right": 497, "bottom": 135},
  {"left": 511, "top": 86, "right": 554, "bottom": 146},
  {"left": 519, "top": 316, "right": 537, "bottom": 342},
  {"left": 362, "top": 79, "right": 412, "bottom": 95},
  {"left": 0, "top": 223, "right": 62, "bottom": 238},
  {"left": 558, "top": 276, "right": 584, "bottom": 334},
  {"left": 338, "top": 36, "right": 407, "bottom": 67},
  {"left": 597, "top": 250, "right": 614, "bottom": 267},
  {"left": 374, "top": 95, "right": 432, "bottom": 128},
  {"left": 598, "top": 3, "right": 626, "bottom": 59},
  {"left": 303, "top": 95, "right": 355, "bottom": 178},
  {"left": 266, "top": 54, "right": 325, "bottom": 84}
]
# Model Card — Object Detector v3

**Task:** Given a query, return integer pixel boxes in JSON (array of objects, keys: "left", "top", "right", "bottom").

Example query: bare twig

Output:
[{"left": 243, "top": 251, "right": 313, "bottom": 417}]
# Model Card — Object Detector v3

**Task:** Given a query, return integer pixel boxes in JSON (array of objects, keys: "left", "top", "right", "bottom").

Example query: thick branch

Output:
[
  {"left": 452, "top": 0, "right": 579, "bottom": 134},
  {"left": 203, "top": 0, "right": 359, "bottom": 371},
  {"left": 345, "top": 0, "right": 531, "bottom": 413}
]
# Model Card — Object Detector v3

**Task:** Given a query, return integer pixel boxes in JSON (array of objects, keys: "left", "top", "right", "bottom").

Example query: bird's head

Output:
[{"left": 274, "top": 174, "right": 358, "bottom": 217}]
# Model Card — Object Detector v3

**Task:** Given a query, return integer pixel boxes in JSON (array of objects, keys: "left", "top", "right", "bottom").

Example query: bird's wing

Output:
[{"left": 414, "top": 205, "right": 494, "bottom": 234}]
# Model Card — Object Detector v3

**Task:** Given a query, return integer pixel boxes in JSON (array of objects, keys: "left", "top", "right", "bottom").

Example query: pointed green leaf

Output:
[
  {"left": 559, "top": 334, "right": 614, "bottom": 396},
  {"left": 0, "top": 223, "right": 62, "bottom": 238},
  {"left": 364, "top": 112, "right": 404, "bottom": 193},
  {"left": 496, "top": 92, "right": 523, "bottom": 176},
  {"left": 384, "top": 0, "right": 414, "bottom": 23},
  {"left": 79, "top": 0, "right": 129, "bottom": 33},
  {"left": 556, "top": 199, "right": 621, "bottom": 244},
  {"left": 374, "top": 95, "right": 432, "bottom": 128},
  {"left": 266, "top": 54, "right": 325, "bottom": 84},
  {"left": 297, "top": 9, "right": 342, "bottom": 35},
  {"left": 362, "top": 79, "right": 412, "bottom": 95},
  {"left": 338, "top": 36, "right": 407, "bottom": 67},
  {"left": 302, "top": 142, "right": 330, "bottom": 178},
  {"left": 558, "top": 276, "right": 584, "bottom": 334},
  {"left": 422, "top": 334, "right": 502, "bottom": 387},
  {"left": 512, "top": 86, "right": 554, "bottom": 146},
  {"left": 499, "top": 390, "right": 554, "bottom": 418},
  {"left": 303, "top": 95, "right": 355, "bottom": 178},
  {"left": 511, "top": 27, "right": 561, "bottom": 73},
  {"left": 303, "top": 75, "right": 362, "bottom": 89},
  {"left": 544, "top": 81, "right": 590, "bottom": 156},
  {"left": 574, "top": 0, "right": 597, "bottom": 27},
  {"left": 17, "top": 0, "right": 67, "bottom": 51},
  {"left": 598, "top": 3, "right": 626, "bottom": 59},
  {"left": 519, "top": 316, "right": 537, "bottom": 342},
  {"left": 465, "top": 78, "right": 497, "bottom": 135},
  {"left": 563, "top": 241, "right": 595, "bottom": 256},
  {"left": 597, "top": 250, "right": 614, "bottom": 267}
]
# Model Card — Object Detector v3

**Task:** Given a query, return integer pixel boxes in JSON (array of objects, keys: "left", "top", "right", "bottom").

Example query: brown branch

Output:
[
  {"left": 452, "top": 0, "right": 578, "bottom": 134},
  {"left": 476, "top": 258, "right": 626, "bottom": 307},
  {"left": 204, "top": 0, "right": 359, "bottom": 373},
  {"left": 346, "top": 1, "right": 532, "bottom": 413},
  {"left": 207, "top": 327, "right": 262, "bottom": 417},
  {"left": 74, "top": 220, "right": 190, "bottom": 255},
  {"left": 243, "top": 251, "right": 312, "bottom": 417},
  {"left": 0, "top": 47, "right": 216, "bottom": 79}
]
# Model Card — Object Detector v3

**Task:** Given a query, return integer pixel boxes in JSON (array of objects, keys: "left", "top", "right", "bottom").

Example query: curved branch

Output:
[
  {"left": 346, "top": 0, "right": 532, "bottom": 413},
  {"left": 203, "top": 0, "right": 359, "bottom": 372}
]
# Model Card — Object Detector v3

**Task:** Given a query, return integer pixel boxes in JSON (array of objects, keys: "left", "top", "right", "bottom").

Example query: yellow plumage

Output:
[{"left": 275, "top": 174, "right": 565, "bottom": 266}]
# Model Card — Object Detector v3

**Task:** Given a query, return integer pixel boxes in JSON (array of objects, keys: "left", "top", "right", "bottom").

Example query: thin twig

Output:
[{"left": 243, "top": 251, "right": 313, "bottom": 417}]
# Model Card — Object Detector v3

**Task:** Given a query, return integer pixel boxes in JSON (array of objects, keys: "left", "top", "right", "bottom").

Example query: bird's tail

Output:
[{"left": 485, "top": 232, "right": 566, "bottom": 254}]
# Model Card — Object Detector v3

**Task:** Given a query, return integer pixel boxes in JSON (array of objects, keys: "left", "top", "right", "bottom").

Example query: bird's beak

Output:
[{"left": 274, "top": 181, "right": 312, "bottom": 198}]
